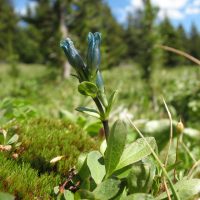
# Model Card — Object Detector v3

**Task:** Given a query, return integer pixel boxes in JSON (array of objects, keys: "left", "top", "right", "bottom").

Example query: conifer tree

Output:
[
  {"left": 24, "top": 0, "right": 74, "bottom": 78},
  {"left": 70, "top": 0, "right": 127, "bottom": 68},
  {"left": 176, "top": 24, "right": 189, "bottom": 65},
  {"left": 159, "top": 17, "right": 183, "bottom": 66},
  {"left": 0, "top": 0, "right": 18, "bottom": 61},
  {"left": 188, "top": 23, "right": 200, "bottom": 60},
  {"left": 138, "top": 0, "right": 158, "bottom": 81}
]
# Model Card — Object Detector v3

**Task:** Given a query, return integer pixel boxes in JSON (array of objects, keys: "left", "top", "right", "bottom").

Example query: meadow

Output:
[{"left": 0, "top": 63, "right": 200, "bottom": 199}]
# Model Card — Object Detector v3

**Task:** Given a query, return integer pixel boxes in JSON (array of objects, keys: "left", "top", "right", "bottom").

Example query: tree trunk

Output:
[{"left": 60, "top": 1, "right": 71, "bottom": 79}]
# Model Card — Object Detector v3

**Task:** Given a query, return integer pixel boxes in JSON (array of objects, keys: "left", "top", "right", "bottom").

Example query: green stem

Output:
[
  {"left": 93, "top": 97, "right": 104, "bottom": 115},
  {"left": 93, "top": 97, "right": 109, "bottom": 141},
  {"left": 102, "top": 120, "right": 109, "bottom": 141},
  {"left": 174, "top": 135, "right": 180, "bottom": 180}
]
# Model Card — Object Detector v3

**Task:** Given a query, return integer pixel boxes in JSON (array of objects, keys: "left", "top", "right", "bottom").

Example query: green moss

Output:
[
  {"left": 0, "top": 118, "right": 97, "bottom": 199},
  {"left": 17, "top": 118, "right": 97, "bottom": 175},
  {"left": 0, "top": 154, "right": 59, "bottom": 200}
]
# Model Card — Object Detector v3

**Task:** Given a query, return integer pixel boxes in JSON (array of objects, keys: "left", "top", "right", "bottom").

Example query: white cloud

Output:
[
  {"left": 152, "top": 0, "right": 188, "bottom": 9},
  {"left": 158, "top": 9, "right": 184, "bottom": 20},
  {"left": 193, "top": 0, "right": 200, "bottom": 6},
  {"left": 113, "top": 0, "right": 189, "bottom": 22},
  {"left": 186, "top": 7, "right": 200, "bottom": 14},
  {"left": 132, "top": 0, "right": 143, "bottom": 9}
]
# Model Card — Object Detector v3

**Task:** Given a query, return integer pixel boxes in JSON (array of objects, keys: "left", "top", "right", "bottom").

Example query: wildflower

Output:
[
  {"left": 87, "top": 32, "right": 101, "bottom": 80},
  {"left": 60, "top": 38, "right": 88, "bottom": 82}
]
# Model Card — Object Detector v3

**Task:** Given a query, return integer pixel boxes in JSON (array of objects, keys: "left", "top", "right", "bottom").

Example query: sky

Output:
[{"left": 13, "top": 0, "right": 200, "bottom": 32}]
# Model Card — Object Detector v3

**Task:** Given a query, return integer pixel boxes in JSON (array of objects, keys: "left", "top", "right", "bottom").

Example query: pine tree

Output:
[
  {"left": 188, "top": 23, "right": 200, "bottom": 60},
  {"left": 176, "top": 24, "right": 189, "bottom": 65},
  {"left": 159, "top": 17, "right": 183, "bottom": 66},
  {"left": 124, "top": 10, "right": 143, "bottom": 59},
  {"left": 24, "top": 0, "right": 74, "bottom": 78},
  {"left": 70, "top": 0, "right": 127, "bottom": 68},
  {"left": 0, "top": 0, "right": 18, "bottom": 61},
  {"left": 138, "top": 0, "right": 158, "bottom": 81},
  {"left": 24, "top": 0, "right": 60, "bottom": 65}
]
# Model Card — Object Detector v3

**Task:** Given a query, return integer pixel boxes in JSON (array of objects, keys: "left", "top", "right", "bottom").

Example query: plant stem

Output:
[
  {"left": 93, "top": 97, "right": 109, "bottom": 141},
  {"left": 163, "top": 98, "right": 173, "bottom": 167},
  {"left": 93, "top": 97, "right": 104, "bottom": 115},
  {"left": 174, "top": 135, "right": 180, "bottom": 180},
  {"left": 102, "top": 120, "right": 109, "bottom": 141}
]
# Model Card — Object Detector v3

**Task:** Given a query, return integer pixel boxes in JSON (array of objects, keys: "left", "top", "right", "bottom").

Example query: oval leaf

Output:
[
  {"left": 78, "top": 189, "right": 95, "bottom": 199},
  {"left": 64, "top": 190, "right": 74, "bottom": 200},
  {"left": 121, "top": 193, "right": 155, "bottom": 200},
  {"left": 77, "top": 153, "right": 90, "bottom": 180},
  {"left": 116, "top": 137, "right": 156, "bottom": 170},
  {"left": 156, "top": 178, "right": 200, "bottom": 200},
  {"left": 127, "top": 158, "right": 156, "bottom": 194},
  {"left": 78, "top": 81, "right": 98, "bottom": 98},
  {"left": 104, "top": 120, "right": 127, "bottom": 177},
  {"left": 87, "top": 151, "right": 105, "bottom": 184},
  {"left": 93, "top": 179, "right": 121, "bottom": 200}
]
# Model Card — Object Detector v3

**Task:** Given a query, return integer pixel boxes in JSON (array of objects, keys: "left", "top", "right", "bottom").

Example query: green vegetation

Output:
[
  {"left": 50, "top": 32, "right": 200, "bottom": 200},
  {"left": 0, "top": 61, "right": 200, "bottom": 199},
  {"left": 0, "top": 0, "right": 200, "bottom": 199}
]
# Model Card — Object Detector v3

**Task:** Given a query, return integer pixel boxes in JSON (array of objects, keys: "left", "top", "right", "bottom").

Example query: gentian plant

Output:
[
  {"left": 60, "top": 32, "right": 112, "bottom": 141},
  {"left": 55, "top": 33, "right": 200, "bottom": 200}
]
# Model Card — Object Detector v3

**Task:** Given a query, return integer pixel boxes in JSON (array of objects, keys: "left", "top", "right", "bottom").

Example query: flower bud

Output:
[
  {"left": 60, "top": 38, "right": 88, "bottom": 81},
  {"left": 176, "top": 119, "right": 184, "bottom": 134},
  {"left": 96, "top": 70, "right": 104, "bottom": 92},
  {"left": 87, "top": 32, "right": 101, "bottom": 80}
]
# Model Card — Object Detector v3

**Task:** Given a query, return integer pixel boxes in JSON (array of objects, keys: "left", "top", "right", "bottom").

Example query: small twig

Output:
[
  {"left": 163, "top": 177, "right": 172, "bottom": 200},
  {"left": 188, "top": 160, "right": 200, "bottom": 179},
  {"left": 174, "top": 135, "right": 180, "bottom": 181},
  {"left": 163, "top": 98, "right": 173, "bottom": 167},
  {"left": 159, "top": 45, "right": 200, "bottom": 66}
]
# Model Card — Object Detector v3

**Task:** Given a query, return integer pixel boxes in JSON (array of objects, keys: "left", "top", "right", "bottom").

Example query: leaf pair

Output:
[{"left": 104, "top": 120, "right": 156, "bottom": 178}]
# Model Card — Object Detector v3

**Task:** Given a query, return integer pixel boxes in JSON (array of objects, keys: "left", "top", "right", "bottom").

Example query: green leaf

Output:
[
  {"left": 78, "top": 81, "right": 98, "bottom": 98},
  {"left": 127, "top": 158, "right": 156, "bottom": 194},
  {"left": 76, "top": 107, "right": 100, "bottom": 118},
  {"left": 7, "top": 134, "right": 19, "bottom": 145},
  {"left": 79, "top": 178, "right": 90, "bottom": 190},
  {"left": 87, "top": 151, "right": 105, "bottom": 184},
  {"left": 78, "top": 189, "right": 95, "bottom": 199},
  {"left": 84, "top": 121, "right": 102, "bottom": 137},
  {"left": 0, "top": 192, "right": 15, "bottom": 200},
  {"left": 156, "top": 178, "right": 200, "bottom": 200},
  {"left": 105, "top": 90, "right": 117, "bottom": 116},
  {"left": 104, "top": 120, "right": 127, "bottom": 177},
  {"left": 116, "top": 137, "right": 156, "bottom": 170},
  {"left": 77, "top": 153, "right": 90, "bottom": 180},
  {"left": 64, "top": 190, "right": 74, "bottom": 200},
  {"left": 121, "top": 193, "right": 155, "bottom": 200},
  {"left": 93, "top": 179, "right": 121, "bottom": 200}
]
